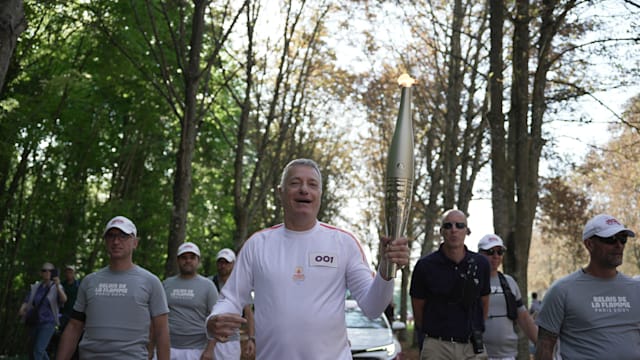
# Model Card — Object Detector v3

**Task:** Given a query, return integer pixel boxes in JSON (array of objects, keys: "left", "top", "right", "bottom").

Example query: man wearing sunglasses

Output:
[
  {"left": 56, "top": 216, "right": 170, "bottom": 360},
  {"left": 478, "top": 234, "right": 537, "bottom": 360},
  {"left": 410, "top": 209, "right": 491, "bottom": 359},
  {"left": 535, "top": 214, "right": 640, "bottom": 360}
]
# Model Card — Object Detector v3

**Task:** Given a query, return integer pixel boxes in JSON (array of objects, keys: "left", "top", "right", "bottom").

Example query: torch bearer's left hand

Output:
[{"left": 379, "top": 236, "right": 410, "bottom": 280}]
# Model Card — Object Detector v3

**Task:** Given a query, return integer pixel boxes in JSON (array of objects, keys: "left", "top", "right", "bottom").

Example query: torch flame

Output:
[{"left": 397, "top": 74, "right": 416, "bottom": 88}]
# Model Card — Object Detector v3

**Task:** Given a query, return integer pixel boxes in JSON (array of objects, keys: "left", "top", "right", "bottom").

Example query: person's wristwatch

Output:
[{"left": 248, "top": 336, "right": 256, "bottom": 342}]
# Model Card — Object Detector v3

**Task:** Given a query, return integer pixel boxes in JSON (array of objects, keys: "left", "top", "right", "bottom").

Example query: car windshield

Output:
[{"left": 345, "top": 307, "right": 388, "bottom": 329}]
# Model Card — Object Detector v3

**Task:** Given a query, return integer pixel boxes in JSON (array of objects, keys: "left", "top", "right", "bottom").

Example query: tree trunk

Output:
[
  {"left": 488, "top": 0, "right": 510, "bottom": 238},
  {"left": 0, "top": 0, "right": 26, "bottom": 93},
  {"left": 232, "top": 1, "right": 256, "bottom": 248},
  {"left": 443, "top": 0, "right": 464, "bottom": 209},
  {"left": 165, "top": 0, "right": 206, "bottom": 277},
  {"left": 490, "top": 0, "right": 533, "bottom": 357}
]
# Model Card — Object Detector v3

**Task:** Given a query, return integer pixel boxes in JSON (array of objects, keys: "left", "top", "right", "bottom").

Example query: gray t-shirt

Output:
[
  {"left": 484, "top": 273, "right": 525, "bottom": 357},
  {"left": 537, "top": 270, "right": 640, "bottom": 359},
  {"left": 74, "top": 265, "right": 169, "bottom": 359},
  {"left": 163, "top": 274, "right": 218, "bottom": 349}
]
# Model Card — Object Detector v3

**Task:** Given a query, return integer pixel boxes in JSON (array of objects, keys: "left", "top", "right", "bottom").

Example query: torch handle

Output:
[{"left": 383, "top": 177, "right": 413, "bottom": 278}]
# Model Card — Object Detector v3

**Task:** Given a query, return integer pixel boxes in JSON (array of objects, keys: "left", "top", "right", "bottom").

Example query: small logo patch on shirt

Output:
[
  {"left": 292, "top": 266, "right": 305, "bottom": 282},
  {"left": 310, "top": 253, "right": 337, "bottom": 268}
]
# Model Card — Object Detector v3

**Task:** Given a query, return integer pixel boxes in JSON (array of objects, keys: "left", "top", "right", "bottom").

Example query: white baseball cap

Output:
[
  {"left": 177, "top": 242, "right": 201, "bottom": 257},
  {"left": 582, "top": 214, "right": 635, "bottom": 241},
  {"left": 478, "top": 234, "right": 505, "bottom": 250},
  {"left": 216, "top": 248, "right": 236, "bottom": 262},
  {"left": 103, "top": 216, "right": 137, "bottom": 237}
]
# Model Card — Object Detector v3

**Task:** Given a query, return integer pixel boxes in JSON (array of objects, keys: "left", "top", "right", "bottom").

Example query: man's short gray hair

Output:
[{"left": 279, "top": 158, "right": 323, "bottom": 189}]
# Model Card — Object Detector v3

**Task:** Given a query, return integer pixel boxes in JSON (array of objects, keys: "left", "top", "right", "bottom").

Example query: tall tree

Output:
[
  {"left": 0, "top": 1, "right": 178, "bottom": 351},
  {"left": 488, "top": 1, "right": 640, "bottom": 355},
  {"left": 80, "top": 0, "right": 249, "bottom": 276},
  {"left": 224, "top": 0, "right": 352, "bottom": 247}
]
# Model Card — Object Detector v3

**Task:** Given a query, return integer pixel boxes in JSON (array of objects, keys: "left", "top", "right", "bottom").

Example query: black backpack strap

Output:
[
  {"left": 212, "top": 275, "right": 220, "bottom": 292},
  {"left": 497, "top": 272, "right": 519, "bottom": 320},
  {"left": 32, "top": 283, "right": 54, "bottom": 311}
]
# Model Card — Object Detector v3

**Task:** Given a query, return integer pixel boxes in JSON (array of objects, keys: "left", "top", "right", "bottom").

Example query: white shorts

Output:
[
  {"left": 214, "top": 340, "right": 241, "bottom": 360},
  {"left": 154, "top": 347, "right": 211, "bottom": 360}
]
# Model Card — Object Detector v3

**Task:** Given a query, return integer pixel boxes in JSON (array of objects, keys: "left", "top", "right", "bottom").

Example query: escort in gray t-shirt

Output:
[
  {"left": 163, "top": 274, "right": 218, "bottom": 349},
  {"left": 484, "top": 273, "right": 525, "bottom": 358},
  {"left": 74, "top": 265, "right": 169, "bottom": 359},
  {"left": 537, "top": 270, "right": 640, "bottom": 360}
]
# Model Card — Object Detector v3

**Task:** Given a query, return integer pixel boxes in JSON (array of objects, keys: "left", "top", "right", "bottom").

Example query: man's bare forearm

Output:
[{"left": 535, "top": 326, "right": 558, "bottom": 360}]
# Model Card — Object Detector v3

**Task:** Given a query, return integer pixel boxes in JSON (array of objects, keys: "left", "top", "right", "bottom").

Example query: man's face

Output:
[
  {"left": 104, "top": 228, "right": 138, "bottom": 260},
  {"left": 587, "top": 232, "right": 628, "bottom": 269},
  {"left": 217, "top": 258, "right": 234, "bottom": 277},
  {"left": 440, "top": 210, "right": 468, "bottom": 247},
  {"left": 64, "top": 268, "right": 75, "bottom": 281},
  {"left": 279, "top": 165, "right": 322, "bottom": 222},
  {"left": 480, "top": 246, "right": 505, "bottom": 272},
  {"left": 177, "top": 252, "right": 199, "bottom": 276}
]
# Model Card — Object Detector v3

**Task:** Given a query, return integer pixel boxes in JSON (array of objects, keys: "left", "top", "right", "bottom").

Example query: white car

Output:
[{"left": 345, "top": 299, "right": 404, "bottom": 360}]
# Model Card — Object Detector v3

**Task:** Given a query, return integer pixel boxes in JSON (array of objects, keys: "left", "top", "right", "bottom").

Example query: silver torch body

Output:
[{"left": 382, "top": 74, "right": 415, "bottom": 279}]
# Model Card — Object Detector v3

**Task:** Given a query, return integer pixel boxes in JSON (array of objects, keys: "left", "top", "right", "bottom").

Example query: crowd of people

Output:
[
  {"left": 409, "top": 212, "right": 640, "bottom": 360},
  {"left": 18, "top": 158, "right": 640, "bottom": 359},
  {"left": 19, "top": 158, "right": 410, "bottom": 359},
  {"left": 23, "top": 221, "right": 259, "bottom": 360}
]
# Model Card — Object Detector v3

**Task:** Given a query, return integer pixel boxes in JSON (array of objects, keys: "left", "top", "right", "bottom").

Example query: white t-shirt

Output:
[{"left": 208, "top": 221, "right": 394, "bottom": 360}]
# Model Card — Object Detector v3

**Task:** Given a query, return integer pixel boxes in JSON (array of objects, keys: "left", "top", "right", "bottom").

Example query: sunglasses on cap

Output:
[
  {"left": 482, "top": 248, "right": 505, "bottom": 256},
  {"left": 442, "top": 222, "right": 466, "bottom": 230},
  {"left": 594, "top": 234, "right": 628, "bottom": 245},
  {"left": 41, "top": 269, "right": 53, "bottom": 272}
]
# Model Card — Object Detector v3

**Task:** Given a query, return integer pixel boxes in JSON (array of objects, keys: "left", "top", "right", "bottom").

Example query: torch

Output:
[{"left": 382, "top": 74, "right": 415, "bottom": 279}]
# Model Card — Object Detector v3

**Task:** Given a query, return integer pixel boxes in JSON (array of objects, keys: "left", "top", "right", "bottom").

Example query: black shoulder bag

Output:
[{"left": 497, "top": 272, "right": 518, "bottom": 320}]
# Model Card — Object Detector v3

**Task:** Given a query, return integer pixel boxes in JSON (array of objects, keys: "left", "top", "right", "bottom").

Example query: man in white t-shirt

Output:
[
  {"left": 205, "top": 158, "right": 410, "bottom": 359},
  {"left": 529, "top": 292, "right": 542, "bottom": 318}
]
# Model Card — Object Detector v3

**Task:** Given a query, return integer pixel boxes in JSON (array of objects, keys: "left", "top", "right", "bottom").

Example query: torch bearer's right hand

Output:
[
  {"left": 379, "top": 236, "right": 410, "bottom": 279},
  {"left": 206, "top": 313, "right": 246, "bottom": 342}
]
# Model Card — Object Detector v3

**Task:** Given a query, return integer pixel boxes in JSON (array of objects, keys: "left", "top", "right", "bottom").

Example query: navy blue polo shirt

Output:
[{"left": 410, "top": 245, "right": 490, "bottom": 339}]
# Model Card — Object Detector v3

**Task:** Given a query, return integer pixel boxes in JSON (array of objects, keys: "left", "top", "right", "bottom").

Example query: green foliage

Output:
[
  {"left": 0, "top": 0, "right": 238, "bottom": 354},
  {"left": 1, "top": 1, "right": 354, "bottom": 354}
]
